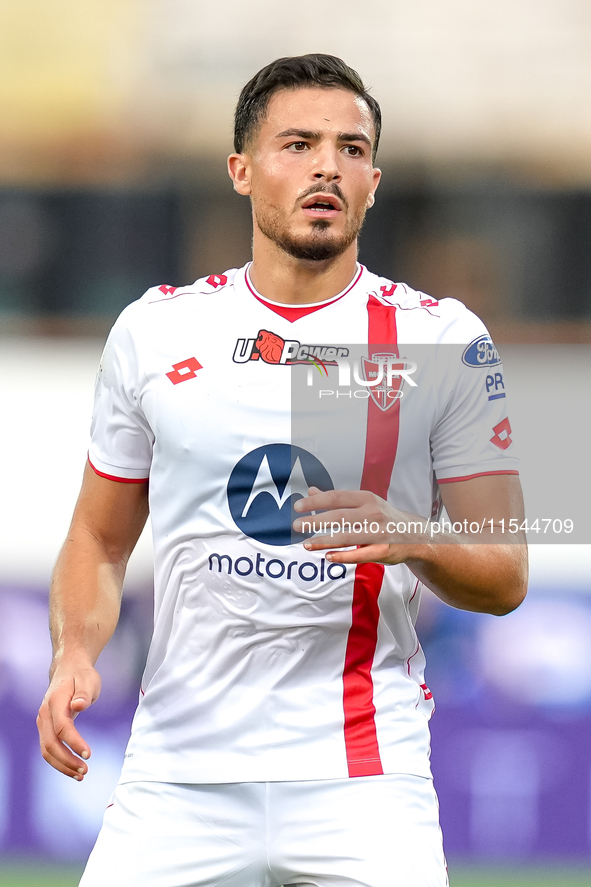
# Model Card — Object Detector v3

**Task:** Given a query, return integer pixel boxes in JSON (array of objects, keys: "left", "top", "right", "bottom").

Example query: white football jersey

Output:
[{"left": 89, "top": 263, "right": 518, "bottom": 784}]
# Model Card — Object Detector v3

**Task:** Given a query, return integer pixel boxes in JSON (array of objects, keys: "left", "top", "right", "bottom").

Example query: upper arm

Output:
[
  {"left": 69, "top": 462, "right": 149, "bottom": 564},
  {"left": 437, "top": 473, "right": 528, "bottom": 611},
  {"left": 439, "top": 473, "right": 525, "bottom": 528}
]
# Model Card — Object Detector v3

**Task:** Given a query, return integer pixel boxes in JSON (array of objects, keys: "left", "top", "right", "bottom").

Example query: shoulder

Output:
[
  {"left": 108, "top": 267, "right": 242, "bottom": 334},
  {"left": 137, "top": 268, "right": 240, "bottom": 309},
  {"left": 363, "top": 270, "right": 490, "bottom": 346}
]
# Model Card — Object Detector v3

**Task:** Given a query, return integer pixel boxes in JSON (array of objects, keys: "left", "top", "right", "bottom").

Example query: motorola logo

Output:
[{"left": 227, "top": 444, "right": 334, "bottom": 545}]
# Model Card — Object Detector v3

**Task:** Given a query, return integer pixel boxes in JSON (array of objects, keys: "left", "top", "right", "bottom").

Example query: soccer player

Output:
[{"left": 37, "top": 54, "right": 527, "bottom": 886}]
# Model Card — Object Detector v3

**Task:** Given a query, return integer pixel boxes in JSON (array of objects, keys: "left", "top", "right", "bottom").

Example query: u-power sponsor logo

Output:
[
  {"left": 208, "top": 552, "right": 346, "bottom": 582},
  {"left": 233, "top": 331, "right": 418, "bottom": 410},
  {"left": 233, "top": 329, "right": 349, "bottom": 365}
]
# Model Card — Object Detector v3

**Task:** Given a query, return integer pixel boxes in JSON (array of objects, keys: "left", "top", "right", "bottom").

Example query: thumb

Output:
[
  {"left": 70, "top": 695, "right": 89, "bottom": 716},
  {"left": 70, "top": 672, "right": 101, "bottom": 716}
]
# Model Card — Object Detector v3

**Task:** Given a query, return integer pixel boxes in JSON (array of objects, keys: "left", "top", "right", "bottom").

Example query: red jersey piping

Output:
[
  {"left": 437, "top": 470, "right": 519, "bottom": 484},
  {"left": 88, "top": 456, "right": 149, "bottom": 484}
]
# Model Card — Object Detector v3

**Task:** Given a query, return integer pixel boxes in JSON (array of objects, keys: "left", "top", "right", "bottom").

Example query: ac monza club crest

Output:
[{"left": 361, "top": 353, "right": 406, "bottom": 412}]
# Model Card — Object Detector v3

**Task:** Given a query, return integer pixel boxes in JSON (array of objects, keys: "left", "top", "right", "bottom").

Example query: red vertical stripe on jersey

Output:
[
  {"left": 343, "top": 562, "right": 385, "bottom": 776},
  {"left": 343, "top": 295, "right": 400, "bottom": 777},
  {"left": 359, "top": 295, "right": 401, "bottom": 495}
]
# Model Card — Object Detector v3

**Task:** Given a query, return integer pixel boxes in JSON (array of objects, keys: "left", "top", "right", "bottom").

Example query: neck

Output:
[{"left": 248, "top": 228, "right": 359, "bottom": 305}]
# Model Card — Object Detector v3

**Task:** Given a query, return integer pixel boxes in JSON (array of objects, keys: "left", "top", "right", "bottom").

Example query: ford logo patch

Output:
[{"left": 462, "top": 335, "right": 501, "bottom": 368}]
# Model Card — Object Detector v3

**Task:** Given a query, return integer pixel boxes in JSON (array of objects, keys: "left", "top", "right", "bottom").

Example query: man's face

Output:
[{"left": 230, "top": 87, "right": 381, "bottom": 262}]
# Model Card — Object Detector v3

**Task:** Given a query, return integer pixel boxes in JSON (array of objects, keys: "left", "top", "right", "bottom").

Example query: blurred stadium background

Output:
[{"left": 1, "top": 1, "right": 590, "bottom": 884}]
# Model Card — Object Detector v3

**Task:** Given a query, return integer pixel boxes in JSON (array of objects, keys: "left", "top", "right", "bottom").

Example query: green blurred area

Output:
[
  {"left": 450, "top": 866, "right": 591, "bottom": 886},
  {"left": 1, "top": 864, "right": 591, "bottom": 886},
  {"left": 0, "top": 865, "right": 82, "bottom": 887}
]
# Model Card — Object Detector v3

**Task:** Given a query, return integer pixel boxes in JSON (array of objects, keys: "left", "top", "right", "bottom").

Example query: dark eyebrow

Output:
[
  {"left": 275, "top": 129, "right": 320, "bottom": 140},
  {"left": 338, "top": 132, "right": 372, "bottom": 147},
  {"left": 275, "top": 128, "right": 372, "bottom": 148}
]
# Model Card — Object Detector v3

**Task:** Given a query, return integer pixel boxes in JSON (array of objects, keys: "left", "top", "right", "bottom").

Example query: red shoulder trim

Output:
[
  {"left": 437, "top": 470, "right": 519, "bottom": 484},
  {"left": 88, "top": 457, "right": 149, "bottom": 484}
]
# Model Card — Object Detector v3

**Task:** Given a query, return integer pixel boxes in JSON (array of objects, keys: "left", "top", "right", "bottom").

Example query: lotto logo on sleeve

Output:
[
  {"left": 166, "top": 357, "right": 203, "bottom": 385},
  {"left": 227, "top": 444, "right": 333, "bottom": 545},
  {"left": 490, "top": 417, "right": 513, "bottom": 450}
]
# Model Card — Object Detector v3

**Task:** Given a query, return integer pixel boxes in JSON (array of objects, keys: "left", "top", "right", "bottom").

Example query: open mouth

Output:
[
  {"left": 305, "top": 201, "right": 340, "bottom": 212},
  {"left": 301, "top": 195, "right": 342, "bottom": 215}
]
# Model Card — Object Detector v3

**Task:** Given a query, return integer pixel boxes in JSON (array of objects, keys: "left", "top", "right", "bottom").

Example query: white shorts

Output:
[{"left": 79, "top": 774, "right": 448, "bottom": 887}]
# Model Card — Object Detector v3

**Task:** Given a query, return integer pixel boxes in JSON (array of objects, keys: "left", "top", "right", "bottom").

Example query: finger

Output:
[
  {"left": 39, "top": 740, "right": 88, "bottom": 780},
  {"left": 293, "top": 507, "right": 380, "bottom": 537},
  {"left": 37, "top": 706, "right": 90, "bottom": 779},
  {"left": 296, "top": 520, "right": 390, "bottom": 550},
  {"left": 294, "top": 489, "right": 372, "bottom": 515},
  {"left": 38, "top": 671, "right": 99, "bottom": 772},
  {"left": 303, "top": 532, "right": 368, "bottom": 550},
  {"left": 325, "top": 544, "right": 393, "bottom": 564},
  {"left": 42, "top": 691, "right": 91, "bottom": 762},
  {"left": 57, "top": 716, "right": 92, "bottom": 762},
  {"left": 65, "top": 671, "right": 100, "bottom": 759}
]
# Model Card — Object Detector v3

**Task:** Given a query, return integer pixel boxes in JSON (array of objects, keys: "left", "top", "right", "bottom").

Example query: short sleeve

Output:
[
  {"left": 88, "top": 310, "right": 153, "bottom": 482},
  {"left": 431, "top": 326, "right": 520, "bottom": 484}
]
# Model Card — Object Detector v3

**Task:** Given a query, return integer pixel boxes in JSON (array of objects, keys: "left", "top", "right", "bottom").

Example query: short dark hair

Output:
[{"left": 234, "top": 53, "right": 382, "bottom": 163}]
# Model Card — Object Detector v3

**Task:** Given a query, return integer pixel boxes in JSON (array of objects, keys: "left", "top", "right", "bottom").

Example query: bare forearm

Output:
[
  {"left": 294, "top": 480, "right": 528, "bottom": 617},
  {"left": 39, "top": 466, "right": 148, "bottom": 779},
  {"left": 49, "top": 526, "right": 125, "bottom": 671},
  {"left": 404, "top": 534, "right": 528, "bottom": 616},
  {"left": 413, "top": 474, "right": 529, "bottom": 614}
]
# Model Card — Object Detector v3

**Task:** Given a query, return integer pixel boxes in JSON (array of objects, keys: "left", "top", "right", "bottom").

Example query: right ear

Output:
[{"left": 227, "top": 154, "right": 252, "bottom": 196}]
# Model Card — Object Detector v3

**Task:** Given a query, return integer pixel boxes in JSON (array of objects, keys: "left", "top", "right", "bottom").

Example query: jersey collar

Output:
[{"left": 241, "top": 263, "right": 365, "bottom": 323}]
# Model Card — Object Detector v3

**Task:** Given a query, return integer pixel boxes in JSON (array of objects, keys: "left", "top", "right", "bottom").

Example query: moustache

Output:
[{"left": 298, "top": 183, "right": 348, "bottom": 208}]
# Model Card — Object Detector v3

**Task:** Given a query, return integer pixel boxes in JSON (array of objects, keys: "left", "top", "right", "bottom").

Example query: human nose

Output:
[{"left": 311, "top": 143, "right": 342, "bottom": 182}]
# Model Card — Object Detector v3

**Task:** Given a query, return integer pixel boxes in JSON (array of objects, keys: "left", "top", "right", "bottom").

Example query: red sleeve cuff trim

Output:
[
  {"left": 88, "top": 457, "right": 149, "bottom": 484},
  {"left": 437, "top": 470, "right": 519, "bottom": 484}
]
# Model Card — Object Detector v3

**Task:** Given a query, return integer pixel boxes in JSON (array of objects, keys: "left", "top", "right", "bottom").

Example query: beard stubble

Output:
[{"left": 253, "top": 188, "right": 367, "bottom": 262}]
